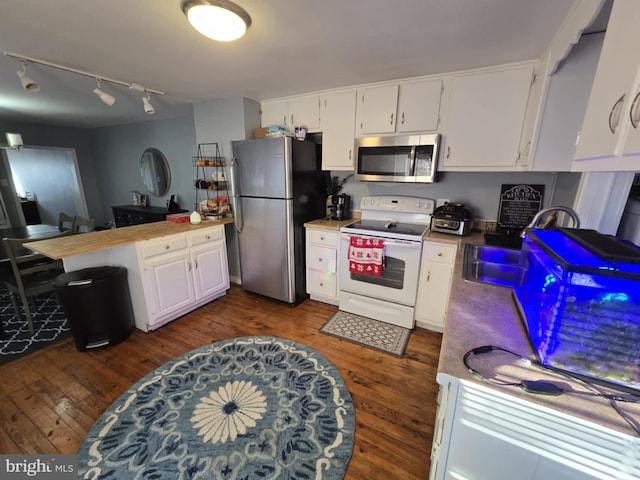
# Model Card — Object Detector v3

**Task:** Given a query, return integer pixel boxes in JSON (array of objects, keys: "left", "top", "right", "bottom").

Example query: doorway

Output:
[{"left": 6, "top": 146, "right": 89, "bottom": 226}]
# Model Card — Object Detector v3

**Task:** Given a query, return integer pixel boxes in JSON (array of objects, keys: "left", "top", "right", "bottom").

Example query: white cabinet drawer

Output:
[
  {"left": 139, "top": 234, "right": 187, "bottom": 259},
  {"left": 307, "top": 229, "right": 338, "bottom": 247},
  {"left": 189, "top": 226, "right": 224, "bottom": 247},
  {"left": 307, "top": 269, "right": 337, "bottom": 298},
  {"left": 422, "top": 242, "right": 456, "bottom": 264},
  {"left": 307, "top": 245, "right": 337, "bottom": 273}
]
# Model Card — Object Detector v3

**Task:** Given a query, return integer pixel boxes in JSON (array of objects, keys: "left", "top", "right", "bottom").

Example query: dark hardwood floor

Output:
[{"left": 0, "top": 285, "right": 443, "bottom": 479}]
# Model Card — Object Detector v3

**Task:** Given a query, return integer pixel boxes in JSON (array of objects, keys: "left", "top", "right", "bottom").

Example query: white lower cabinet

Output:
[
  {"left": 305, "top": 228, "right": 339, "bottom": 305},
  {"left": 60, "top": 224, "right": 230, "bottom": 333},
  {"left": 189, "top": 227, "right": 230, "bottom": 299},
  {"left": 430, "top": 377, "right": 640, "bottom": 480},
  {"left": 414, "top": 240, "right": 457, "bottom": 332},
  {"left": 143, "top": 247, "right": 196, "bottom": 325},
  {"left": 137, "top": 225, "right": 229, "bottom": 331}
]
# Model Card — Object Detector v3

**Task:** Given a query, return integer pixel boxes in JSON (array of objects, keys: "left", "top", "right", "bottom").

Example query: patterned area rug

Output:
[
  {"left": 79, "top": 336, "right": 355, "bottom": 480},
  {"left": 0, "top": 291, "right": 71, "bottom": 365},
  {"left": 320, "top": 310, "right": 411, "bottom": 357}
]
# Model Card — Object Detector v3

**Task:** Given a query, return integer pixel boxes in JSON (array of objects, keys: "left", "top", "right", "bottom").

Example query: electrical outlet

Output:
[{"left": 436, "top": 198, "right": 450, "bottom": 208}]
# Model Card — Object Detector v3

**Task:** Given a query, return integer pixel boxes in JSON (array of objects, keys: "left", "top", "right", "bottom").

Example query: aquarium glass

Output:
[{"left": 514, "top": 230, "right": 640, "bottom": 393}]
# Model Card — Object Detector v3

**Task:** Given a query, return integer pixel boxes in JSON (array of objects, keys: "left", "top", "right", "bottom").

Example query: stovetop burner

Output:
[
  {"left": 340, "top": 195, "right": 435, "bottom": 241},
  {"left": 343, "top": 219, "right": 428, "bottom": 238}
]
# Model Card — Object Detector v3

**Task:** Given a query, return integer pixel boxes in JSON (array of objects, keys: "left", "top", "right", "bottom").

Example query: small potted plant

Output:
[{"left": 326, "top": 174, "right": 352, "bottom": 197}]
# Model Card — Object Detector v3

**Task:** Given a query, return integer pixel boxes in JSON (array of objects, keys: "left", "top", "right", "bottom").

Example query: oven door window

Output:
[
  {"left": 349, "top": 256, "right": 404, "bottom": 289},
  {"left": 357, "top": 145, "right": 413, "bottom": 178}
]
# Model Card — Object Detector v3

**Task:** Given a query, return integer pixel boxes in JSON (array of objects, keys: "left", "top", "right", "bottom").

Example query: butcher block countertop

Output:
[{"left": 26, "top": 218, "right": 234, "bottom": 260}]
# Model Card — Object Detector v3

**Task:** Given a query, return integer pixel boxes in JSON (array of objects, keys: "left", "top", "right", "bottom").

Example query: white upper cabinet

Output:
[
  {"left": 526, "top": 32, "right": 604, "bottom": 172},
  {"left": 357, "top": 84, "right": 399, "bottom": 134},
  {"left": 356, "top": 80, "right": 442, "bottom": 136},
  {"left": 440, "top": 65, "right": 534, "bottom": 171},
  {"left": 573, "top": 0, "right": 640, "bottom": 171},
  {"left": 397, "top": 80, "right": 442, "bottom": 132},
  {"left": 321, "top": 90, "right": 357, "bottom": 171},
  {"left": 261, "top": 94, "right": 321, "bottom": 130}
]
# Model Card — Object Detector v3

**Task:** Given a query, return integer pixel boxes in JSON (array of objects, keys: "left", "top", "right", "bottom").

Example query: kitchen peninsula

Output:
[
  {"left": 431, "top": 232, "right": 640, "bottom": 480},
  {"left": 28, "top": 218, "right": 234, "bottom": 333}
]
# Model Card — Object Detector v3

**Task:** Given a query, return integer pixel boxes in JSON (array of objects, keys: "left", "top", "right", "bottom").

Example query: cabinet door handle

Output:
[
  {"left": 401, "top": 112, "right": 405, "bottom": 125},
  {"left": 437, "top": 252, "right": 443, "bottom": 257},
  {"left": 349, "top": 149, "right": 352, "bottom": 160},
  {"left": 390, "top": 113, "right": 394, "bottom": 125},
  {"left": 609, "top": 94, "right": 625, "bottom": 134},
  {"left": 630, "top": 90, "right": 640, "bottom": 129},
  {"left": 165, "top": 245, "right": 170, "bottom": 250},
  {"left": 187, "top": 261, "right": 192, "bottom": 271},
  {"left": 205, "top": 235, "right": 210, "bottom": 240},
  {"left": 426, "top": 270, "right": 431, "bottom": 282},
  {"left": 446, "top": 146, "right": 451, "bottom": 159},
  {"left": 194, "top": 260, "right": 199, "bottom": 269}
]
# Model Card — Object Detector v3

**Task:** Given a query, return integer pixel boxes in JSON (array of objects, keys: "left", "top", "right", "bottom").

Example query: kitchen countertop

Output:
[
  {"left": 26, "top": 217, "right": 234, "bottom": 259},
  {"left": 442, "top": 232, "right": 640, "bottom": 437},
  {"left": 303, "top": 217, "right": 358, "bottom": 231}
]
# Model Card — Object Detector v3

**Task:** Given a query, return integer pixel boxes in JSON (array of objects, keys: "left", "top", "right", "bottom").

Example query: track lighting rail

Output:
[{"left": 3, "top": 51, "right": 165, "bottom": 96}]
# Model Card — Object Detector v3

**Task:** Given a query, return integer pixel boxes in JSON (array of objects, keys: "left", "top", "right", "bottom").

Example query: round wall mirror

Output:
[{"left": 140, "top": 147, "right": 171, "bottom": 197}]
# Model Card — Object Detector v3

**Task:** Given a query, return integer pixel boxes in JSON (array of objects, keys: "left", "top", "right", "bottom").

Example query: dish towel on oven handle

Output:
[{"left": 348, "top": 236, "right": 385, "bottom": 277}]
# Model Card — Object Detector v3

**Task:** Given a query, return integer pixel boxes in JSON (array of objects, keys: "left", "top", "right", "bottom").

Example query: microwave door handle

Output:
[
  {"left": 230, "top": 157, "right": 243, "bottom": 233},
  {"left": 409, "top": 145, "right": 417, "bottom": 176}
]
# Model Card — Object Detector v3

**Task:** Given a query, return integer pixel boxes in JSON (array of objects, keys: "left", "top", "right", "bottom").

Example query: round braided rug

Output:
[{"left": 78, "top": 336, "right": 354, "bottom": 479}]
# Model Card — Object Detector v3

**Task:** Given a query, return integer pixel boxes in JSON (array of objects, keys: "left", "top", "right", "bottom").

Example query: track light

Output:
[
  {"left": 4, "top": 51, "right": 165, "bottom": 113},
  {"left": 0, "top": 132, "right": 23, "bottom": 151},
  {"left": 17, "top": 62, "right": 39, "bottom": 92},
  {"left": 143, "top": 93, "right": 155, "bottom": 114},
  {"left": 182, "top": 0, "right": 251, "bottom": 42},
  {"left": 93, "top": 79, "right": 116, "bottom": 106}
]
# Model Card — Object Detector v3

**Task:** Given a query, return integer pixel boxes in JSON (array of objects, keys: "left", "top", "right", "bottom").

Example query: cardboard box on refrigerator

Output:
[{"left": 253, "top": 127, "right": 269, "bottom": 139}]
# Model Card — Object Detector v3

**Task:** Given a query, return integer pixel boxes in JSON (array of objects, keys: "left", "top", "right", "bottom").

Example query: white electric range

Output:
[{"left": 339, "top": 195, "right": 435, "bottom": 328}]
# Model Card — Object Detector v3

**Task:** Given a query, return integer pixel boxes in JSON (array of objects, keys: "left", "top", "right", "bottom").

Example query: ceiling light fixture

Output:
[
  {"left": 93, "top": 79, "right": 116, "bottom": 106},
  {"left": 182, "top": 0, "right": 251, "bottom": 42},
  {"left": 142, "top": 92, "right": 155, "bottom": 114},
  {"left": 3, "top": 51, "right": 164, "bottom": 114},
  {"left": 17, "top": 62, "right": 40, "bottom": 92}
]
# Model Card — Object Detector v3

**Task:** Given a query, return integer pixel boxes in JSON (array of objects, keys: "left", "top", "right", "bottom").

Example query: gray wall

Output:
[
  {"left": 335, "top": 171, "right": 578, "bottom": 222},
  {"left": 193, "top": 96, "right": 261, "bottom": 282},
  {"left": 90, "top": 114, "right": 197, "bottom": 225}
]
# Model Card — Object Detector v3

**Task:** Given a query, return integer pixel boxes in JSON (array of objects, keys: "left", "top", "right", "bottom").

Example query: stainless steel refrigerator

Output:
[{"left": 230, "top": 137, "right": 327, "bottom": 303}]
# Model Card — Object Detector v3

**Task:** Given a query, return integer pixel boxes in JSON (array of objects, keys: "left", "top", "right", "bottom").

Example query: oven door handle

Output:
[{"left": 341, "top": 234, "right": 422, "bottom": 249}]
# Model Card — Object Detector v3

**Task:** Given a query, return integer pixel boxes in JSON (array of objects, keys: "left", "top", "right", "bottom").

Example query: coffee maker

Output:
[{"left": 328, "top": 194, "right": 351, "bottom": 221}]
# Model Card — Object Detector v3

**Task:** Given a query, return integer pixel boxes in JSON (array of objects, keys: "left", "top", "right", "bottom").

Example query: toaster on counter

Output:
[{"left": 431, "top": 203, "right": 473, "bottom": 236}]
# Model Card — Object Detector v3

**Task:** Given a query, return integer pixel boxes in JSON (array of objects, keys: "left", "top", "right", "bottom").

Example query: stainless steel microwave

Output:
[{"left": 355, "top": 134, "right": 440, "bottom": 183}]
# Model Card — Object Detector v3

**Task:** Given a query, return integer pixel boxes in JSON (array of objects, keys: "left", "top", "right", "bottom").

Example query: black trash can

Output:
[{"left": 53, "top": 266, "right": 134, "bottom": 352}]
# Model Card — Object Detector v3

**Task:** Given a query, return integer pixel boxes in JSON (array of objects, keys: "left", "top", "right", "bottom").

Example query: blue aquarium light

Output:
[{"left": 513, "top": 229, "right": 640, "bottom": 394}]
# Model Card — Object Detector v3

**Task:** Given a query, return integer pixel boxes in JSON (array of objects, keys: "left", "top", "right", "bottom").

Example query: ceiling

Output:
[{"left": 0, "top": 0, "right": 583, "bottom": 129}]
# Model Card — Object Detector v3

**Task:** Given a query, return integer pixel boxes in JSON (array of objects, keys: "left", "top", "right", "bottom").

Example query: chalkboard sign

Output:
[{"left": 498, "top": 184, "right": 545, "bottom": 228}]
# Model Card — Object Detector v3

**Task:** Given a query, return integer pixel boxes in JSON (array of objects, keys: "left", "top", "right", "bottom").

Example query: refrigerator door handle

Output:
[{"left": 230, "top": 157, "right": 243, "bottom": 233}]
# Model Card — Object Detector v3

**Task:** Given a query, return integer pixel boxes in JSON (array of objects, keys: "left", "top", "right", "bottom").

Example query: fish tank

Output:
[{"left": 513, "top": 228, "right": 640, "bottom": 393}]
